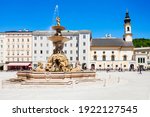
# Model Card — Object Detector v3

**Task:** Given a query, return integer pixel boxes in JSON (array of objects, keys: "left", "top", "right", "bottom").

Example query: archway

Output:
[
  {"left": 82, "top": 63, "right": 87, "bottom": 70},
  {"left": 91, "top": 64, "right": 95, "bottom": 70},
  {"left": 129, "top": 64, "right": 134, "bottom": 71}
]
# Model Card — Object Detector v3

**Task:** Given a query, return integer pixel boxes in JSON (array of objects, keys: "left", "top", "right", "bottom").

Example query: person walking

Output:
[{"left": 139, "top": 65, "right": 142, "bottom": 74}]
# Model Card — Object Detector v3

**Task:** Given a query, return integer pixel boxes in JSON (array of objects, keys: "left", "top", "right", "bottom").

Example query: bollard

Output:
[
  {"left": 103, "top": 79, "right": 106, "bottom": 87},
  {"left": 117, "top": 77, "right": 120, "bottom": 83},
  {"left": 0, "top": 80, "right": 1, "bottom": 89}
]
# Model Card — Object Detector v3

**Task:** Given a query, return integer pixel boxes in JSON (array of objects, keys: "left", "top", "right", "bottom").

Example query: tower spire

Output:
[{"left": 124, "top": 10, "right": 131, "bottom": 23}]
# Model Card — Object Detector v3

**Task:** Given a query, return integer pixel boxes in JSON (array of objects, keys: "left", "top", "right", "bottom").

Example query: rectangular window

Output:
[
  {"left": 83, "top": 42, "right": 86, "bottom": 46},
  {"left": 143, "top": 58, "right": 145, "bottom": 63},
  {"left": 27, "top": 51, "right": 29, "bottom": 55},
  {"left": 40, "top": 50, "right": 43, "bottom": 54},
  {"left": 34, "top": 50, "right": 37, "bottom": 54},
  {"left": 83, "top": 50, "right": 86, "bottom": 53},
  {"left": 40, "top": 43, "right": 43, "bottom": 47},
  {"left": 83, "top": 56, "right": 86, "bottom": 60},
  {"left": 40, "top": 36, "right": 43, "bottom": 40},
  {"left": 70, "top": 57, "right": 73, "bottom": 61},
  {"left": 138, "top": 58, "right": 140, "bottom": 63},
  {"left": 34, "top": 37, "right": 37, "bottom": 40},
  {"left": 70, "top": 50, "right": 72, "bottom": 54},
  {"left": 64, "top": 50, "right": 67, "bottom": 54},
  {"left": 34, "top": 43, "right": 37, "bottom": 47},
  {"left": 76, "top": 50, "right": 78, "bottom": 54},
  {"left": 47, "top": 43, "right": 49, "bottom": 47},
  {"left": 27, "top": 39, "right": 29, "bottom": 42},
  {"left": 70, "top": 43, "right": 72, "bottom": 47},
  {"left": 83, "top": 35, "right": 86, "bottom": 39},
  {"left": 46, "top": 50, "right": 49, "bottom": 54}
]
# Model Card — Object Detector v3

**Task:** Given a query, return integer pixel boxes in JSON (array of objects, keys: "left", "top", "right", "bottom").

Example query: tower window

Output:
[
  {"left": 127, "top": 27, "right": 130, "bottom": 31},
  {"left": 83, "top": 35, "right": 86, "bottom": 39}
]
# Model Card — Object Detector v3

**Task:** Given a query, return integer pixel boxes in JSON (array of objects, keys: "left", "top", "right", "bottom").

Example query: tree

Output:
[{"left": 133, "top": 38, "right": 150, "bottom": 47}]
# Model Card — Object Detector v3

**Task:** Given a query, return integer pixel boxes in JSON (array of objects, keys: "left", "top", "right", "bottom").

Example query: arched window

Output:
[
  {"left": 102, "top": 55, "right": 106, "bottom": 61},
  {"left": 123, "top": 55, "right": 127, "bottom": 61},
  {"left": 111, "top": 55, "right": 115, "bottom": 61},
  {"left": 93, "top": 55, "right": 97, "bottom": 61},
  {"left": 127, "top": 27, "right": 130, "bottom": 31}
]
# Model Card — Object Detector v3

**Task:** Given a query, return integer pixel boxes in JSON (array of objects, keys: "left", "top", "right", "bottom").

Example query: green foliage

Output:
[{"left": 133, "top": 38, "right": 150, "bottom": 47}]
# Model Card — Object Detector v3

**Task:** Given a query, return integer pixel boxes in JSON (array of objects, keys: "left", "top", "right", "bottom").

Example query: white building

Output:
[
  {"left": 90, "top": 11, "right": 135, "bottom": 70},
  {"left": 4, "top": 31, "right": 32, "bottom": 70},
  {"left": 0, "top": 33, "right": 5, "bottom": 70},
  {"left": 32, "top": 30, "right": 91, "bottom": 69},
  {"left": 134, "top": 47, "right": 150, "bottom": 69},
  {"left": 32, "top": 31, "right": 53, "bottom": 68}
]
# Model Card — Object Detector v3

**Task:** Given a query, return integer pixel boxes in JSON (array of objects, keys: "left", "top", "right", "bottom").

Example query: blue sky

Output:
[{"left": 0, "top": 0, "right": 150, "bottom": 38}]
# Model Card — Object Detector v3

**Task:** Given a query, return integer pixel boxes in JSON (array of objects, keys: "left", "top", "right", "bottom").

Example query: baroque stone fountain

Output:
[{"left": 17, "top": 17, "right": 96, "bottom": 80}]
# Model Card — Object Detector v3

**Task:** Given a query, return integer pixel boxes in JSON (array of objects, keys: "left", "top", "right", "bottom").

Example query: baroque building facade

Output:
[
  {"left": 134, "top": 47, "right": 150, "bottom": 69},
  {"left": 90, "top": 11, "right": 135, "bottom": 70},
  {"left": 3, "top": 31, "right": 32, "bottom": 70},
  {"left": 0, "top": 33, "right": 5, "bottom": 70},
  {"left": 32, "top": 30, "right": 91, "bottom": 69},
  {"left": 0, "top": 11, "right": 149, "bottom": 71}
]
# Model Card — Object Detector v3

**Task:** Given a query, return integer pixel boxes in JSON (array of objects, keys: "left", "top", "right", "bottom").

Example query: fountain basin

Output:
[
  {"left": 17, "top": 71, "right": 96, "bottom": 79},
  {"left": 49, "top": 36, "right": 70, "bottom": 42}
]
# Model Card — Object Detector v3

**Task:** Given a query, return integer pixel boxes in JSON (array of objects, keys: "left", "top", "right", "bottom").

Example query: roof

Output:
[
  {"left": 5, "top": 31, "right": 32, "bottom": 33},
  {"left": 91, "top": 38, "right": 134, "bottom": 47},
  {"left": 33, "top": 30, "right": 91, "bottom": 36},
  {"left": 134, "top": 47, "right": 150, "bottom": 51}
]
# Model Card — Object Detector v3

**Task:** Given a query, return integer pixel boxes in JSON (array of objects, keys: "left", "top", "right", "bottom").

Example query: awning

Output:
[{"left": 7, "top": 63, "right": 31, "bottom": 66}]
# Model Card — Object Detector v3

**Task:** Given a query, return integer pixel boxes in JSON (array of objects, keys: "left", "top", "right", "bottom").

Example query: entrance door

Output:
[{"left": 91, "top": 64, "right": 95, "bottom": 70}]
